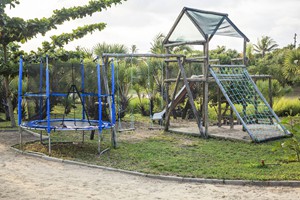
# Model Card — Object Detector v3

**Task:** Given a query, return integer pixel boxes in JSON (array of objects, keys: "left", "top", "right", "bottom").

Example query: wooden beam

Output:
[
  {"left": 164, "top": 48, "right": 171, "bottom": 130},
  {"left": 177, "top": 58, "right": 204, "bottom": 136},
  {"left": 164, "top": 77, "right": 216, "bottom": 83},
  {"left": 102, "top": 53, "right": 184, "bottom": 59},
  {"left": 164, "top": 70, "right": 181, "bottom": 131},
  {"left": 217, "top": 87, "right": 221, "bottom": 127},
  {"left": 203, "top": 43, "right": 209, "bottom": 138},
  {"left": 251, "top": 75, "right": 272, "bottom": 79},
  {"left": 164, "top": 40, "right": 206, "bottom": 48},
  {"left": 269, "top": 77, "right": 273, "bottom": 108},
  {"left": 102, "top": 58, "right": 117, "bottom": 148},
  {"left": 164, "top": 75, "right": 271, "bottom": 83}
]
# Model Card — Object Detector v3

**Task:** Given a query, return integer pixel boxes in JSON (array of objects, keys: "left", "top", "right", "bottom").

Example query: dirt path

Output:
[{"left": 1, "top": 131, "right": 300, "bottom": 200}]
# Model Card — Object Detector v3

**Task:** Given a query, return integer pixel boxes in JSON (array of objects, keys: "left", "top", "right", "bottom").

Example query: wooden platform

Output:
[{"left": 168, "top": 121, "right": 252, "bottom": 142}]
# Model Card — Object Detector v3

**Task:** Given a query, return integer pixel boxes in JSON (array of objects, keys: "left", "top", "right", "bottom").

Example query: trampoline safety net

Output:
[
  {"left": 21, "top": 60, "right": 112, "bottom": 131},
  {"left": 209, "top": 65, "right": 291, "bottom": 142}
]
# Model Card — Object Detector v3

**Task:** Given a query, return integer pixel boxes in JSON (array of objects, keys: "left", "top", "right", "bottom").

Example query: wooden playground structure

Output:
[{"left": 103, "top": 7, "right": 291, "bottom": 143}]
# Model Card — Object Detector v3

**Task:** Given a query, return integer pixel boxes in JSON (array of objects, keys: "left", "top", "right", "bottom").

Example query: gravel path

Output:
[{"left": 1, "top": 130, "right": 300, "bottom": 200}]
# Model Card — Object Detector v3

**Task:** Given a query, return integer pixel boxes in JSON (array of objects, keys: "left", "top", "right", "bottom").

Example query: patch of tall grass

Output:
[{"left": 273, "top": 97, "right": 300, "bottom": 116}]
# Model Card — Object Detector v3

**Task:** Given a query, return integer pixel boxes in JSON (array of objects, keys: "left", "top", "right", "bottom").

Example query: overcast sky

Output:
[{"left": 5, "top": 0, "right": 300, "bottom": 53}]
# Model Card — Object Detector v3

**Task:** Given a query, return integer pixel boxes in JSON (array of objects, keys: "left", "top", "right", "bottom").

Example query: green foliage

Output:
[
  {"left": 51, "top": 24, "right": 106, "bottom": 47},
  {"left": 253, "top": 36, "right": 278, "bottom": 57},
  {"left": 0, "top": 42, "right": 24, "bottom": 76},
  {"left": 0, "top": 0, "right": 125, "bottom": 45},
  {"left": 274, "top": 137, "right": 300, "bottom": 162},
  {"left": 256, "top": 79, "right": 291, "bottom": 100},
  {"left": 249, "top": 43, "right": 300, "bottom": 87},
  {"left": 283, "top": 49, "right": 300, "bottom": 83},
  {"left": 128, "top": 97, "right": 149, "bottom": 114},
  {"left": 210, "top": 46, "right": 240, "bottom": 64},
  {"left": 93, "top": 42, "right": 128, "bottom": 56},
  {"left": 273, "top": 115, "right": 300, "bottom": 162},
  {"left": 273, "top": 97, "right": 300, "bottom": 116}
]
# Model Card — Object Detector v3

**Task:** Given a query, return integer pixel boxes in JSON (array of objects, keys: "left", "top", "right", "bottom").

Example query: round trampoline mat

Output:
[{"left": 20, "top": 119, "right": 112, "bottom": 131}]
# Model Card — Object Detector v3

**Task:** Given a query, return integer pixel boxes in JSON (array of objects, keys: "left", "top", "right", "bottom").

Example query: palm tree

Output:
[
  {"left": 93, "top": 42, "right": 128, "bottom": 56},
  {"left": 150, "top": 33, "right": 166, "bottom": 54},
  {"left": 254, "top": 36, "right": 278, "bottom": 57},
  {"left": 283, "top": 49, "right": 300, "bottom": 83}
]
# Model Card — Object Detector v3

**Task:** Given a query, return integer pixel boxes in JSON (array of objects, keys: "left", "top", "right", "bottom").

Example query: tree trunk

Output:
[
  {"left": 3, "top": 45, "right": 16, "bottom": 127},
  {"left": 3, "top": 76, "right": 16, "bottom": 127}
]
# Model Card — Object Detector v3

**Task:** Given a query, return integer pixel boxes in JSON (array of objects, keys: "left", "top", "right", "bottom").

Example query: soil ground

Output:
[{"left": 1, "top": 130, "right": 300, "bottom": 199}]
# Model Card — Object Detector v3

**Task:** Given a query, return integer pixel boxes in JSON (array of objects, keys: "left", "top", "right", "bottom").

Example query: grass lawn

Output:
[
  {"left": 0, "top": 113, "right": 18, "bottom": 130},
  {"left": 21, "top": 126, "right": 300, "bottom": 181},
  {"left": 4, "top": 104, "right": 300, "bottom": 181}
]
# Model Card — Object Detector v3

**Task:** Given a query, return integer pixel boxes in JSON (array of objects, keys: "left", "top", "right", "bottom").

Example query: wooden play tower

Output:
[{"left": 161, "top": 7, "right": 290, "bottom": 142}]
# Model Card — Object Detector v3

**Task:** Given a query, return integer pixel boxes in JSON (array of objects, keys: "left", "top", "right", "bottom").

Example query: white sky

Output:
[{"left": 5, "top": 0, "right": 300, "bottom": 53}]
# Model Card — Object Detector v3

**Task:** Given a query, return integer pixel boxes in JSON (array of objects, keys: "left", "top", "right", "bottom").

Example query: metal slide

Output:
[
  {"left": 209, "top": 65, "right": 291, "bottom": 142},
  {"left": 152, "top": 84, "right": 189, "bottom": 120}
]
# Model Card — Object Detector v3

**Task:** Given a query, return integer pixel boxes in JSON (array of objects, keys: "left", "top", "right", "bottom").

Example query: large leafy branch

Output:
[
  {"left": 0, "top": 0, "right": 124, "bottom": 45},
  {"left": 51, "top": 23, "right": 106, "bottom": 47}
]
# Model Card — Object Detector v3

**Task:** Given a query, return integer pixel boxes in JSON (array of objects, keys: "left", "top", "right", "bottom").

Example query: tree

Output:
[
  {"left": 253, "top": 36, "right": 278, "bottom": 57},
  {"left": 283, "top": 49, "right": 300, "bottom": 83},
  {"left": 0, "top": 0, "right": 125, "bottom": 127},
  {"left": 150, "top": 33, "right": 166, "bottom": 54}
]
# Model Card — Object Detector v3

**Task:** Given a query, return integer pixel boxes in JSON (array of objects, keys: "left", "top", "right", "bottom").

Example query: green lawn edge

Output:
[{"left": 19, "top": 129, "right": 300, "bottom": 181}]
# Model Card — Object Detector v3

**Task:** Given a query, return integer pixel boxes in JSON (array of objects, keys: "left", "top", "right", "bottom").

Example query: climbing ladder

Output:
[{"left": 209, "top": 65, "right": 291, "bottom": 142}]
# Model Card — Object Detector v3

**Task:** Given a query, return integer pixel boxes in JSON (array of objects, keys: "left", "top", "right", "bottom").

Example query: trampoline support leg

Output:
[
  {"left": 48, "top": 133, "right": 51, "bottom": 155},
  {"left": 98, "top": 131, "right": 101, "bottom": 154},
  {"left": 40, "top": 131, "right": 44, "bottom": 144},
  {"left": 82, "top": 131, "right": 85, "bottom": 144},
  {"left": 19, "top": 127, "right": 23, "bottom": 151}
]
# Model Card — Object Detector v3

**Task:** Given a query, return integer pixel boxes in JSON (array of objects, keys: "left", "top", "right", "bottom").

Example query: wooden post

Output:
[
  {"left": 164, "top": 48, "right": 171, "bottom": 130},
  {"left": 217, "top": 87, "right": 221, "bottom": 127},
  {"left": 19, "top": 127, "right": 23, "bottom": 151},
  {"left": 269, "top": 77, "right": 273, "bottom": 108},
  {"left": 243, "top": 39, "right": 247, "bottom": 65},
  {"left": 178, "top": 58, "right": 204, "bottom": 136},
  {"left": 164, "top": 69, "right": 181, "bottom": 131},
  {"left": 203, "top": 42, "right": 209, "bottom": 137},
  {"left": 230, "top": 107, "right": 234, "bottom": 129},
  {"left": 48, "top": 133, "right": 51, "bottom": 155},
  {"left": 102, "top": 57, "right": 117, "bottom": 148}
]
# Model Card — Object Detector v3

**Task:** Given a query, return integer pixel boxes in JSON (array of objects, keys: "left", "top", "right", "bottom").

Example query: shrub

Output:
[
  {"left": 256, "top": 79, "right": 292, "bottom": 101},
  {"left": 128, "top": 97, "right": 149, "bottom": 115},
  {"left": 272, "top": 115, "right": 300, "bottom": 162},
  {"left": 273, "top": 97, "right": 300, "bottom": 116}
]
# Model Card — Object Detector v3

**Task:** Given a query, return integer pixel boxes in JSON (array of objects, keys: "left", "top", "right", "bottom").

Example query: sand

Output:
[{"left": 1, "top": 130, "right": 300, "bottom": 200}]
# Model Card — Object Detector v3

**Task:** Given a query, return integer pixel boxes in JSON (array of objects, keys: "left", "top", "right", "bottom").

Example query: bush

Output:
[
  {"left": 272, "top": 115, "right": 300, "bottom": 162},
  {"left": 128, "top": 97, "right": 150, "bottom": 115},
  {"left": 256, "top": 79, "right": 292, "bottom": 101},
  {"left": 273, "top": 97, "right": 300, "bottom": 116}
]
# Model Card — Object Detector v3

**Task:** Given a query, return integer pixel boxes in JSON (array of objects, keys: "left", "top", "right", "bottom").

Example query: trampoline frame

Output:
[
  {"left": 20, "top": 119, "right": 113, "bottom": 131},
  {"left": 18, "top": 56, "right": 117, "bottom": 154}
]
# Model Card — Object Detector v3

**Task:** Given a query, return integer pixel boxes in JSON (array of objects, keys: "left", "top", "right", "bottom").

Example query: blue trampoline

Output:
[
  {"left": 21, "top": 119, "right": 113, "bottom": 131},
  {"left": 18, "top": 56, "right": 117, "bottom": 154}
]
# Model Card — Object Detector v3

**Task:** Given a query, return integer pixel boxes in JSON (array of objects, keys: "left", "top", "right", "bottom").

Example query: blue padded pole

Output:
[
  {"left": 111, "top": 59, "right": 116, "bottom": 124},
  {"left": 17, "top": 56, "right": 23, "bottom": 125},
  {"left": 39, "top": 58, "right": 43, "bottom": 120},
  {"left": 81, "top": 60, "right": 85, "bottom": 120},
  {"left": 46, "top": 55, "right": 51, "bottom": 133}
]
